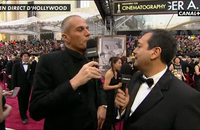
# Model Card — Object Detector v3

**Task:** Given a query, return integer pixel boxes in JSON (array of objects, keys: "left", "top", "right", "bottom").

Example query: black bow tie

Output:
[
  {"left": 139, "top": 75, "right": 154, "bottom": 88},
  {"left": 22, "top": 63, "right": 28, "bottom": 65}
]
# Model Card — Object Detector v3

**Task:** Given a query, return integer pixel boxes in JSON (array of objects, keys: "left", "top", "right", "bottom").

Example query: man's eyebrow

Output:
[{"left": 76, "top": 26, "right": 89, "bottom": 29}]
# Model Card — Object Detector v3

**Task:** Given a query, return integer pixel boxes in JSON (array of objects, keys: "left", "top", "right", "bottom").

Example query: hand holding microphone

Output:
[
  {"left": 115, "top": 88, "right": 130, "bottom": 110},
  {"left": 70, "top": 61, "right": 102, "bottom": 90},
  {"left": 70, "top": 39, "right": 101, "bottom": 90},
  {"left": 115, "top": 64, "right": 132, "bottom": 110}
]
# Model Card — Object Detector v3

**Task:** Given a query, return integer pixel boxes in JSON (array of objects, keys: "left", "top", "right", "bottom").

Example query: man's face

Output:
[
  {"left": 133, "top": 33, "right": 153, "bottom": 69},
  {"left": 11, "top": 56, "right": 16, "bottom": 61},
  {"left": 62, "top": 16, "right": 90, "bottom": 54},
  {"left": 21, "top": 54, "right": 30, "bottom": 62}
]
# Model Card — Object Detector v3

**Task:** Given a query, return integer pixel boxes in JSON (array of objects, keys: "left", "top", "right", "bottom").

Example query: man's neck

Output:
[
  {"left": 142, "top": 63, "right": 167, "bottom": 78},
  {"left": 66, "top": 45, "right": 84, "bottom": 55}
]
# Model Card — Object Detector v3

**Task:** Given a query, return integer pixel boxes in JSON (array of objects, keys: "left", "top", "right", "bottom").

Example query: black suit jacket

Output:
[
  {"left": 31, "top": 60, "right": 37, "bottom": 74},
  {"left": 6, "top": 61, "right": 14, "bottom": 75},
  {"left": 29, "top": 49, "right": 106, "bottom": 130},
  {"left": 188, "top": 61, "right": 195, "bottom": 75},
  {"left": 180, "top": 60, "right": 188, "bottom": 74},
  {"left": 11, "top": 62, "right": 33, "bottom": 93},
  {"left": 124, "top": 70, "right": 200, "bottom": 130}
]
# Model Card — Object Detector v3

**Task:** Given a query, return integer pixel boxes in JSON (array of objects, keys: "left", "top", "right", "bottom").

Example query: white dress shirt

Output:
[
  {"left": 129, "top": 66, "right": 168, "bottom": 116},
  {"left": 22, "top": 62, "right": 28, "bottom": 72}
]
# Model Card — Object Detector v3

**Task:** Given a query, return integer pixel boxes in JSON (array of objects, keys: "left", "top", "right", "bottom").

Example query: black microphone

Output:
[
  {"left": 120, "top": 64, "right": 132, "bottom": 84},
  {"left": 86, "top": 39, "right": 98, "bottom": 62},
  {"left": 118, "top": 64, "right": 133, "bottom": 126},
  {"left": 86, "top": 39, "right": 100, "bottom": 106}
]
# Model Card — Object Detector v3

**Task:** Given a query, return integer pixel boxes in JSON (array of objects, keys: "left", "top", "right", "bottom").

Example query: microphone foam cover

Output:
[
  {"left": 87, "top": 39, "right": 97, "bottom": 49},
  {"left": 121, "top": 64, "right": 132, "bottom": 75}
]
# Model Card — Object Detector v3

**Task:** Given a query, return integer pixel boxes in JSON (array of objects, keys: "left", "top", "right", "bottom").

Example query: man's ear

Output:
[
  {"left": 62, "top": 33, "right": 70, "bottom": 43},
  {"left": 150, "top": 47, "right": 162, "bottom": 60}
]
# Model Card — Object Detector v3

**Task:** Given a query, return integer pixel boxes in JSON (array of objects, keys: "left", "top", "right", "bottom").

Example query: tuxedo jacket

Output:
[
  {"left": 11, "top": 62, "right": 33, "bottom": 93},
  {"left": 6, "top": 60, "right": 14, "bottom": 75},
  {"left": 29, "top": 49, "right": 106, "bottom": 130},
  {"left": 124, "top": 70, "right": 200, "bottom": 130}
]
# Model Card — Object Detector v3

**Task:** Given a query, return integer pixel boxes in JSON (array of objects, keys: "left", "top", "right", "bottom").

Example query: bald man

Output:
[{"left": 29, "top": 15, "right": 107, "bottom": 130}]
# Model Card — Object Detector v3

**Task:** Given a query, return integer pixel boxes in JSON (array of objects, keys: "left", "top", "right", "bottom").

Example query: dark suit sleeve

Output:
[
  {"left": 29, "top": 54, "right": 81, "bottom": 121},
  {"left": 174, "top": 92, "right": 200, "bottom": 129},
  {"left": 11, "top": 63, "right": 17, "bottom": 89},
  {"left": 97, "top": 79, "right": 107, "bottom": 106}
]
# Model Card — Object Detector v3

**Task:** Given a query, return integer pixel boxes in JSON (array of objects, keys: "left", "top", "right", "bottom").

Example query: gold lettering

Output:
[
  {"left": 120, "top": 4, "right": 166, "bottom": 11},
  {"left": 122, "top": 6, "right": 127, "bottom": 10}
]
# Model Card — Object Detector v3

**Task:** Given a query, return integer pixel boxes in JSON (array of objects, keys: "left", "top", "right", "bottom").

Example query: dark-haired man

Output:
[
  {"left": 6, "top": 55, "right": 16, "bottom": 90},
  {"left": 12, "top": 52, "right": 33, "bottom": 124},
  {"left": 115, "top": 29, "right": 200, "bottom": 130},
  {"left": 29, "top": 15, "right": 107, "bottom": 130}
]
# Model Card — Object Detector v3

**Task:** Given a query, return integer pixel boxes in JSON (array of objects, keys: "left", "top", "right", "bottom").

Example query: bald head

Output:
[{"left": 61, "top": 15, "right": 82, "bottom": 33}]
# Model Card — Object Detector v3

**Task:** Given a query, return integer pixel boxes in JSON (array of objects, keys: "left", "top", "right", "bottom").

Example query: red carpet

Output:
[
  {"left": 2, "top": 80, "right": 123, "bottom": 130},
  {"left": 5, "top": 97, "right": 44, "bottom": 130},
  {"left": 1, "top": 81, "right": 44, "bottom": 130}
]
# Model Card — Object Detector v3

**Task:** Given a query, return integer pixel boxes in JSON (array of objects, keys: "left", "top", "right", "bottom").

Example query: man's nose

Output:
[{"left": 85, "top": 29, "right": 90, "bottom": 37}]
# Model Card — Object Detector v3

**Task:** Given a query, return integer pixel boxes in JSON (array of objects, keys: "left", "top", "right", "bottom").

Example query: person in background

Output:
[
  {"left": 29, "top": 56, "right": 37, "bottom": 75},
  {"left": 1, "top": 56, "right": 8, "bottom": 70},
  {"left": 12, "top": 52, "right": 33, "bottom": 125},
  {"left": 102, "top": 57, "right": 122, "bottom": 130},
  {"left": 178, "top": 56, "right": 188, "bottom": 76},
  {"left": 188, "top": 57, "right": 195, "bottom": 87},
  {"left": 194, "top": 57, "right": 200, "bottom": 92},
  {"left": 169, "top": 57, "right": 186, "bottom": 81},
  {"left": 121, "top": 56, "right": 127, "bottom": 65},
  {"left": 6, "top": 55, "right": 16, "bottom": 90},
  {"left": 29, "top": 15, "right": 107, "bottom": 130},
  {"left": 14, "top": 54, "right": 21, "bottom": 63}
]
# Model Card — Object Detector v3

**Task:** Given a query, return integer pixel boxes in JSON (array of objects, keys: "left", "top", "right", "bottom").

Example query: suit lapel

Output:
[
  {"left": 20, "top": 62, "right": 26, "bottom": 77},
  {"left": 126, "top": 70, "right": 172, "bottom": 122},
  {"left": 61, "top": 50, "right": 74, "bottom": 79},
  {"left": 124, "top": 74, "right": 142, "bottom": 120},
  {"left": 125, "top": 80, "right": 140, "bottom": 120},
  {"left": 128, "top": 83, "right": 163, "bottom": 122},
  {"left": 26, "top": 64, "right": 31, "bottom": 79}
]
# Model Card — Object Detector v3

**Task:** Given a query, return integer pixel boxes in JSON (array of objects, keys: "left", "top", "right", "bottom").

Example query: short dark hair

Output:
[
  {"left": 173, "top": 57, "right": 181, "bottom": 63},
  {"left": 142, "top": 29, "right": 176, "bottom": 65},
  {"left": 20, "top": 52, "right": 30, "bottom": 58},
  {"left": 61, "top": 15, "right": 81, "bottom": 33},
  {"left": 121, "top": 56, "right": 127, "bottom": 64}
]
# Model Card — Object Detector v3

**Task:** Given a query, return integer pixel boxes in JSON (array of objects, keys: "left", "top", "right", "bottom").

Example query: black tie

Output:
[
  {"left": 139, "top": 75, "right": 154, "bottom": 88},
  {"left": 23, "top": 63, "right": 28, "bottom": 65}
]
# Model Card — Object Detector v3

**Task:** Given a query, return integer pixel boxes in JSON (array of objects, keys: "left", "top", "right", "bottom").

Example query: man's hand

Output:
[
  {"left": 97, "top": 106, "right": 106, "bottom": 130},
  {"left": 115, "top": 88, "right": 130, "bottom": 110},
  {"left": 70, "top": 61, "right": 102, "bottom": 90}
]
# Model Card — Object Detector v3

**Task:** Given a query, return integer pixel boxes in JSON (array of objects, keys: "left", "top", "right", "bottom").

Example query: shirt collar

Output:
[{"left": 143, "top": 66, "right": 167, "bottom": 88}]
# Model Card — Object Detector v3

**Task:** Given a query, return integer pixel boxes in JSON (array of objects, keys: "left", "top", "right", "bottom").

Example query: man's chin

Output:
[
  {"left": 79, "top": 48, "right": 86, "bottom": 53},
  {"left": 133, "top": 63, "right": 138, "bottom": 67}
]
